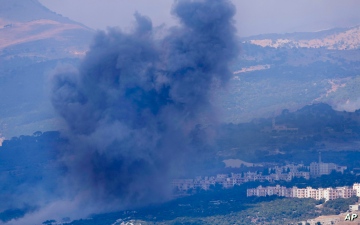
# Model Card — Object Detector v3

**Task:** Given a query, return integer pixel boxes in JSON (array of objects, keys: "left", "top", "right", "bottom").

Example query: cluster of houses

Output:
[
  {"left": 309, "top": 152, "right": 347, "bottom": 177},
  {"left": 247, "top": 183, "right": 360, "bottom": 202},
  {"left": 172, "top": 169, "right": 308, "bottom": 192},
  {"left": 172, "top": 154, "right": 347, "bottom": 192}
]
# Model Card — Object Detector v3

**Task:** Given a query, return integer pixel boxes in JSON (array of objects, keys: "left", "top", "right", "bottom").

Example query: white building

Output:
[
  {"left": 349, "top": 204, "right": 360, "bottom": 212},
  {"left": 247, "top": 185, "right": 293, "bottom": 197},
  {"left": 309, "top": 152, "right": 347, "bottom": 177},
  {"left": 353, "top": 183, "right": 360, "bottom": 197},
  {"left": 248, "top": 185, "right": 356, "bottom": 201}
]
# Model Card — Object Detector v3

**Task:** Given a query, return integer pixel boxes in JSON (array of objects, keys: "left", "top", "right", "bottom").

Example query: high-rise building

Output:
[{"left": 309, "top": 152, "right": 347, "bottom": 177}]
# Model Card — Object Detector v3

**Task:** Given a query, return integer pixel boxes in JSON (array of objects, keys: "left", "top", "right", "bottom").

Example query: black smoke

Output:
[{"left": 51, "top": 0, "right": 239, "bottom": 209}]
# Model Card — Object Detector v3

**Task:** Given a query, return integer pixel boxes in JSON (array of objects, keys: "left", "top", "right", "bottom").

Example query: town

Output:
[{"left": 172, "top": 153, "right": 347, "bottom": 193}]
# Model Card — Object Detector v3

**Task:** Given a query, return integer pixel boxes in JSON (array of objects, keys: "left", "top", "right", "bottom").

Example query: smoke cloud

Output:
[{"left": 51, "top": 0, "right": 238, "bottom": 212}]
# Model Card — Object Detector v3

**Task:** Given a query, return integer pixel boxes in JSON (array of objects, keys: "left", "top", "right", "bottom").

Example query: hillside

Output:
[
  {"left": 215, "top": 103, "right": 360, "bottom": 166},
  {"left": 0, "top": 19, "right": 90, "bottom": 59},
  {"left": 0, "top": 0, "right": 93, "bottom": 59},
  {"left": 0, "top": 0, "right": 76, "bottom": 23},
  {"left": 48, "top": 187, "right": 358, "bottom": 225},
  {"left": 0, "top": 0, "right": 94, "bottom": 138},
  {"left": 0, "top": 126, "right": 359, "bottom": 224},
  {"left": 242, "top": 25, "right": 360, "bottom": 50},
  {"left": 216, "top": 25, "right": 360, "bottom": 124},
  {"left": 1, "top": 1, "right": 360, "bottom": 138}
]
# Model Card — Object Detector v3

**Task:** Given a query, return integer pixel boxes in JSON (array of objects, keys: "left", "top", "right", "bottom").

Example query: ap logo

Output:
[{"left": 345, "top": 213, "right": 358, "bottom": 221}]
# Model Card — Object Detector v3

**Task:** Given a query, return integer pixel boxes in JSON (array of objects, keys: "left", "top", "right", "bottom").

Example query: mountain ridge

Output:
[
  {"left": 0, "top": 0, "right": 94, "bottom": 138},
  {"left": 242, "top": 25, "right": 360, "bottom": 50},
  {"left": 0, "top": 0, "right": 93, "bottom": 59},
  {"left": 0, "top": 0, "right": 82, "bottom": 25},
  {"left": 1, "top": 1, "right": 360, "bottom": 138}
]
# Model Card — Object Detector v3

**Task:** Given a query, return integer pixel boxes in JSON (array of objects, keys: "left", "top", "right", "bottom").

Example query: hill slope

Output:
[
  {"left": 243, "top": 25, "right": 360, "bottom": 50},
  {"left": 0, "top": 0, "right": 93, "bottom": 59},
  {"left": 0, "top": 0, "right": 94, "bottom": 138},
  {"left": 0, "top": 0, "right": 76, "bottom": 23},
  {"left": 216, "top": 25, "right": 360, "bottom": 123},
  {"left": 1, "top": 1, "right": 360, "bottom": 138}
]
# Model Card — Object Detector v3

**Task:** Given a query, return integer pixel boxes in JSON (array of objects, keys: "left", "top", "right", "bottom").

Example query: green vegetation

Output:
[
  {"left": 270, "top": 171, "right": 360, "bottom": 189},
  {"left": 0, "top": 131, "right": 64, "bottom": 223},
  {"left": 0, "top": 208, "right": 33, "bottom": 223},
  {"left": 65, "top": 197, "right": 323, "bottom": 225},
  {"left": 323, "top": 75, "right": 360, "bottom": 108},
  {"left": 322, "top": 196, "right": 358, "bottom": 215},
  {"left": 168, "top": 197, "right": 319, "bottom": 225},
  {"left": 223, "top": 40, "right": 360, "bottom": 123},
  {"left": 215, "top": 103, "right": 360, "bottom": 167},
  {"left": 67, "top": 183, "right": 358, "bottom": 225},
  {"left": 64, "top": 168, "right": 360, "bottom": 225}
]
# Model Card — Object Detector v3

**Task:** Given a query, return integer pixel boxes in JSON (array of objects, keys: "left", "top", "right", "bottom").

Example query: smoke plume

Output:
[{"left": 51, "top": 0, "right": 239, "bottom": 209}]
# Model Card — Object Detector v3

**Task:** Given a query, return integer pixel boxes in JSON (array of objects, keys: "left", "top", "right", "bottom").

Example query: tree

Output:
[
  {"left": 262, "top": 168, "right": 269, "bottom": 175},
  {"left": 33, "top": 131, "right": 42, "bottom": 137},
  {"left": 42, "top": 220, "right": 56, "bottom": 225}
]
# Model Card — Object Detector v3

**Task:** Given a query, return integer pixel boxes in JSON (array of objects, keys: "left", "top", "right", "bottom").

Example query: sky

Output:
[{"left": 38, "top": 0, "right": 360, "bottom": 37}]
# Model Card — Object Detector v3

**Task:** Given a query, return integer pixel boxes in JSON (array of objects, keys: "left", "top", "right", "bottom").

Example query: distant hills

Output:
[
  {"left": 0, "top": 0, "right": 360, "bottom": 138},
  {"left": 0, "top": 0, "right": 93, "bottom": 59},
  {"left": 0, "top": 0, "right": 75, "bottom": 23},
  {"left": 217, "top": 25, "right": 360, "bottom": 123},
  {"left": 242, "top": 25, "right": 360, "bottom": 50},
  {"left": 0, "top": 0, "right": 94, "bottom": 138}
]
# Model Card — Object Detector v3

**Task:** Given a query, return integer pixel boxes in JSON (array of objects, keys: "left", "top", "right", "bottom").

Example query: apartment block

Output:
[{"left": 247, "top": 185, "right": 357, "bottom": 201}]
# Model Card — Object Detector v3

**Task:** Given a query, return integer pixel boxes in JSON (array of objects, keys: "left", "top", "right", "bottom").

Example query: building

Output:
[
  {"left": 172, "top": 179, "right": 195, "bottom": 191},
  {"left": 336, "top": 186, "right": 356, "bottom": 198},
  {"left": 310, "top": 152, "right": 347, "bottom": 177},
  {"left": 247, "top": 185, "right": 356, "bottom": 201},
  {"left": 322, "top": 188, "right": 339, "bottom": 201},
  {"left": 247, "top": 185, "right": 293, "bottom": 197},
  {"left": 271, "top": 118, "right": 298, "bottom": 132},
  {"left": 353, "top": 183, "right": 360, "bottom": 197},
  {"left": 172, "top": 161, "right": 351, "bottom": 194},
  {"left": 349, "top": 204, "right": 360, "bottom": 212}
]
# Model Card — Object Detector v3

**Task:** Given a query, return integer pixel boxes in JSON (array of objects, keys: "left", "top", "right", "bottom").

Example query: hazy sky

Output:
[{"left": 38, "top": 0, "right": 360, "bottom": 37}]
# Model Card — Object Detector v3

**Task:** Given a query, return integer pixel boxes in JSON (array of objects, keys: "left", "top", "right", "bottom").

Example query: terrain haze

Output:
[
  {"left": 2, "top": 0, "right": 360, "bottom": 138},
  {"left": 39, "top": 0, "right": 360, "bottom": 37},
  {"left": 1, "top": 0, "right": 360, "bottom": 225}
]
